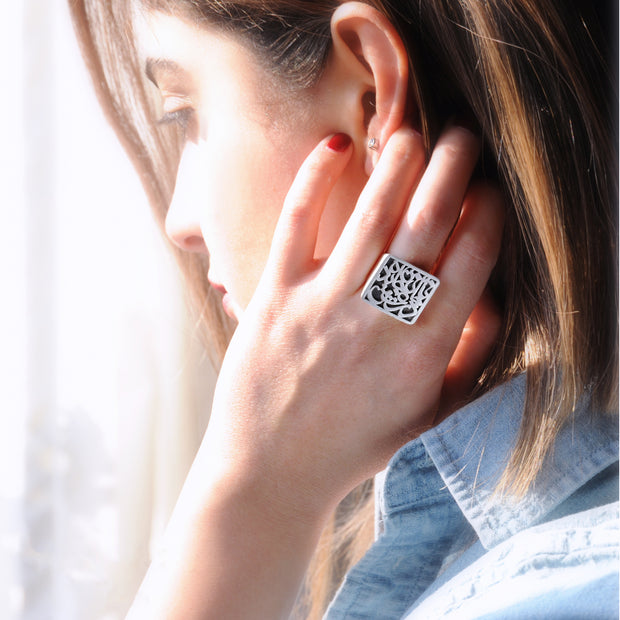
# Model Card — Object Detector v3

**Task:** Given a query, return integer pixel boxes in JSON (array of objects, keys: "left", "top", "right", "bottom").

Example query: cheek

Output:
[
  {"left": 198, "top": 109, "right": 365, "bottom": 308},
  {"left": 199, "top": 122, "right": 305, "bottom": 307}
]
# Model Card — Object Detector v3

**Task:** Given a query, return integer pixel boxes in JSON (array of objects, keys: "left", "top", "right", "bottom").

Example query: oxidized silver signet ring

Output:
[{"left": 361, "top": 254, "right": 440, "bottom": 324}]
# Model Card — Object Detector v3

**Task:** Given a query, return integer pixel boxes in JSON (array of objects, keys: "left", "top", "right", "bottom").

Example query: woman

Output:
[{"left": 69, "top": 0, "right": 618, "bottom": 618}]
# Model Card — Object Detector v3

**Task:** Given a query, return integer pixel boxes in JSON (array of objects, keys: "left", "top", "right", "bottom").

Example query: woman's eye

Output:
[
  {"left": 158, "top": 108, "right": 194, "bottom": 131},
  {"left": 157, "top": 104, "right": 199, "bottom": 142}
]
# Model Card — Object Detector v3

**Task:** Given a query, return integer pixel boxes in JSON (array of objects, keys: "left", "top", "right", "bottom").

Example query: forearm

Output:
[{"left": 127, "top": 441, "right": 326, "bottom": 620}]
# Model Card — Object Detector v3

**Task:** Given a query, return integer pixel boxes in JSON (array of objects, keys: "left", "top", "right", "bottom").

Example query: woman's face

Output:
[{"left": 137, "top": 11, "right": 366, "bottom": 319}]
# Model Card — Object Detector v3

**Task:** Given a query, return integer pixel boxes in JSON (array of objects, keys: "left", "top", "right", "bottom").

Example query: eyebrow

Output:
[{"left": 144, "top": 57, "right": 187, "bottom": 86}]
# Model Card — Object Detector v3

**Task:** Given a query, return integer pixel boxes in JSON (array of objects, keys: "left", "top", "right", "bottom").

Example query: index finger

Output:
[{"left": 266, "top": 134, "right": 353, "bottom": 283}]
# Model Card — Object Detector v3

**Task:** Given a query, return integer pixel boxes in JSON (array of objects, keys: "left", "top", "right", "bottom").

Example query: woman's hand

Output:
[
  {"left": 207, "top": 123, "right": 504, "bottom": 517},
  {"left": 129, "top": 123, "right": 504, "bottom": 620}
]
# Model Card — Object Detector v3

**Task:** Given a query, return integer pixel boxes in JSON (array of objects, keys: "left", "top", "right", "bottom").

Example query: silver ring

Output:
[{"left": 361, "top": 254, "right": 440, "bottom": 324}]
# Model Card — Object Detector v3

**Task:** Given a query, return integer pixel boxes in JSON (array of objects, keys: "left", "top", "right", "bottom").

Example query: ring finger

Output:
[{"left": 388, "top": 122, "right": 481, "bottom": 272}]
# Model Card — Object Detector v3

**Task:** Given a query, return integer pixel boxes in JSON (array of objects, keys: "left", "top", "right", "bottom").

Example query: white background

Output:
[{"left": 0, "top": 2, "right": 216, "bottom": 618}]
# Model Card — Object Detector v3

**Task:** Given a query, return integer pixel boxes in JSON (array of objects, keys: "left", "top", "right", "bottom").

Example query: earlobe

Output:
[{"left": 329, "top": 2, "right": 411, "bottom": 171}]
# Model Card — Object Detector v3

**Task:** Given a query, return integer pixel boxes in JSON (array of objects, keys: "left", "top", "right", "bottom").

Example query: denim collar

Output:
[{"left": 414, "top": 374, "right": 619, "bottom": 550}]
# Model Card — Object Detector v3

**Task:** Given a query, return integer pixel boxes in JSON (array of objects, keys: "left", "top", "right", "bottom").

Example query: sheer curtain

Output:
[{"left": 1, "top": 2, "right": 216, "bottom": 618}]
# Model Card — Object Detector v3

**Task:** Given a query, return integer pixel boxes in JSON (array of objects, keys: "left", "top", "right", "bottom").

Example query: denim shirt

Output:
[{"left": 324, "top": 375, "right": 619, "bottom": 619}]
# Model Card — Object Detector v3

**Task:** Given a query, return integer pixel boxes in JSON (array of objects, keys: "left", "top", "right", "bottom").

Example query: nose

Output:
[{"left": 165, "top": 144, "right": 208, "bottom": 254}]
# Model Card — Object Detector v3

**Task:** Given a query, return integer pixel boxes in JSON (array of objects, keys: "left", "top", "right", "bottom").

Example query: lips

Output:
[
  {"left": 208, "top": 274, "right": 238, "bottom": 320},
  {"left": 208, "top": 279, "right": 227, "bottom": 296}
]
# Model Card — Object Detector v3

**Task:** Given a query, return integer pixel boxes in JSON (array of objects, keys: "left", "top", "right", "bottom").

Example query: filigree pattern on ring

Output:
[{"left": 361, "top": 254, "right": 440, "bottom": 324}]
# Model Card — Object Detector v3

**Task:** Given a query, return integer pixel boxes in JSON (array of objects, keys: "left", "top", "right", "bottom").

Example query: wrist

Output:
[
  {"left": 195, "top": 415, "right": 345, "bottom": 532},
  {"left": 199, "top": 450, "right": 331, "bottom": 542},
  {"left": 133, "top": 439, "right": 330, "bottom": 620}
]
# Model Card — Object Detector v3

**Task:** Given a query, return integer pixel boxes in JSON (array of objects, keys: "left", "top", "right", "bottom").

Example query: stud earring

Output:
[{"left": 368, "top": 137, "right": 379, "bottom": 151}]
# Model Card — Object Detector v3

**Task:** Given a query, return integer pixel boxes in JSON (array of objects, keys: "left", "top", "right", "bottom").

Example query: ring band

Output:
[{"left": 361, "top": 254, "right": 440, "bottom": 324}]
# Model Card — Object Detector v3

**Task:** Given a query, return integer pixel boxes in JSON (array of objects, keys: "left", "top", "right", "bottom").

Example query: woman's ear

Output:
[{"left": 326, "top": 1, "right": 412, "bottom": 173}]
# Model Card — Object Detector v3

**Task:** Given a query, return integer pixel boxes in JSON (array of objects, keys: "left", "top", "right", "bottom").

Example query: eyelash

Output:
[{"left": 158, "top": 108, "right": 194, "bottom": 130}]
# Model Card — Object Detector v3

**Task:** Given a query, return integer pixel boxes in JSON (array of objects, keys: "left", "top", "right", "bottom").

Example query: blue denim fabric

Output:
[{"left": 324, "top": 375, "right": 619, "bottom": 619}]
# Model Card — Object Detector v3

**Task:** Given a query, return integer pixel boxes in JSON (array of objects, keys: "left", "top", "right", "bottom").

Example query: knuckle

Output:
[
  {"left": 304, "top": 156, "right": 327, "bottom": 179},
  {"left": 420, "top": 194, "right": 455, "bottom": 234},
  {"left": 383, "top": 131, "right": 424, "bottom": 174},
  {"left": 440, "top": 125, "right": 480, "bottom": 158},
  {"left": 281, "top": 194, "right": 314, "bottom": 227},
  {"left": 460, "top": 228, "right": 500, "bottom": 272},
  {"left": 438, "top": 140, "right": 462, "bottom": 164},
  {"left": 356, "top": 207, "right": 397, "bottom": 243},
  {"left": 455, "top": 184, "right": 505, "bottom": 270},
  {"left": 390, "top": 136, "right": 419, "bottom": 164}
]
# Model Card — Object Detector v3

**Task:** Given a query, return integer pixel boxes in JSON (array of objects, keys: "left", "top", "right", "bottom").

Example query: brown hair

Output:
[{"left": 69, "top": 0, "right": 618, "bottom": 616}]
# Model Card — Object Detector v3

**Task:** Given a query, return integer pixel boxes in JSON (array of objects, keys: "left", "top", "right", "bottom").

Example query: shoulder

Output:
[{"left": 406, "top": 500, "right": 619, "bottom": 619}]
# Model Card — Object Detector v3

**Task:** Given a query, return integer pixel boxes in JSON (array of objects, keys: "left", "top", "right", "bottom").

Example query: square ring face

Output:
[{"left": 361, "top": 254, "right": 440, "bottom": 324}]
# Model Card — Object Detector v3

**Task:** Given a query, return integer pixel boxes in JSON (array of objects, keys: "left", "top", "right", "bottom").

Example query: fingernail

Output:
[{"left": 326, "top": 133, "right": 352, "bottom": 152}]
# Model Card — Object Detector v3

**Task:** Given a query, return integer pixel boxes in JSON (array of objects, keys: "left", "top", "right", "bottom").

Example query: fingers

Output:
[
  {"left": 388, "top": 124, "right": 481, "bottom": 271},
  {"left": 430, "top": 182, "right": 505, "bottom": 341},
  {"left": 322, "top": 127, "right": 425, "bottom": 286},
  {"left": 325, "top": 123, "right": 480, "bottom": 291},
  {"left": 437, "top": 287, "right": 502, "bottom": 421},
  {"left": 268, "top": 121, "right": 500, "bottom": 343},
  {"left": 267, "top": 134, "right": 353, "bottom": 283}
]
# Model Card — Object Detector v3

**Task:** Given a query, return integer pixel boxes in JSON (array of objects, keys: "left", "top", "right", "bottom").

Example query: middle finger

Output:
[{"left": 388, "top": 122, "right": 481, "bottom": 272}]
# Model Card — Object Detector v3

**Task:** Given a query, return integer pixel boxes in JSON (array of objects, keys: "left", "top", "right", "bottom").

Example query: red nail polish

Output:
[{"left": 326, "top": 133, "right": 351, "bottom": 152}]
